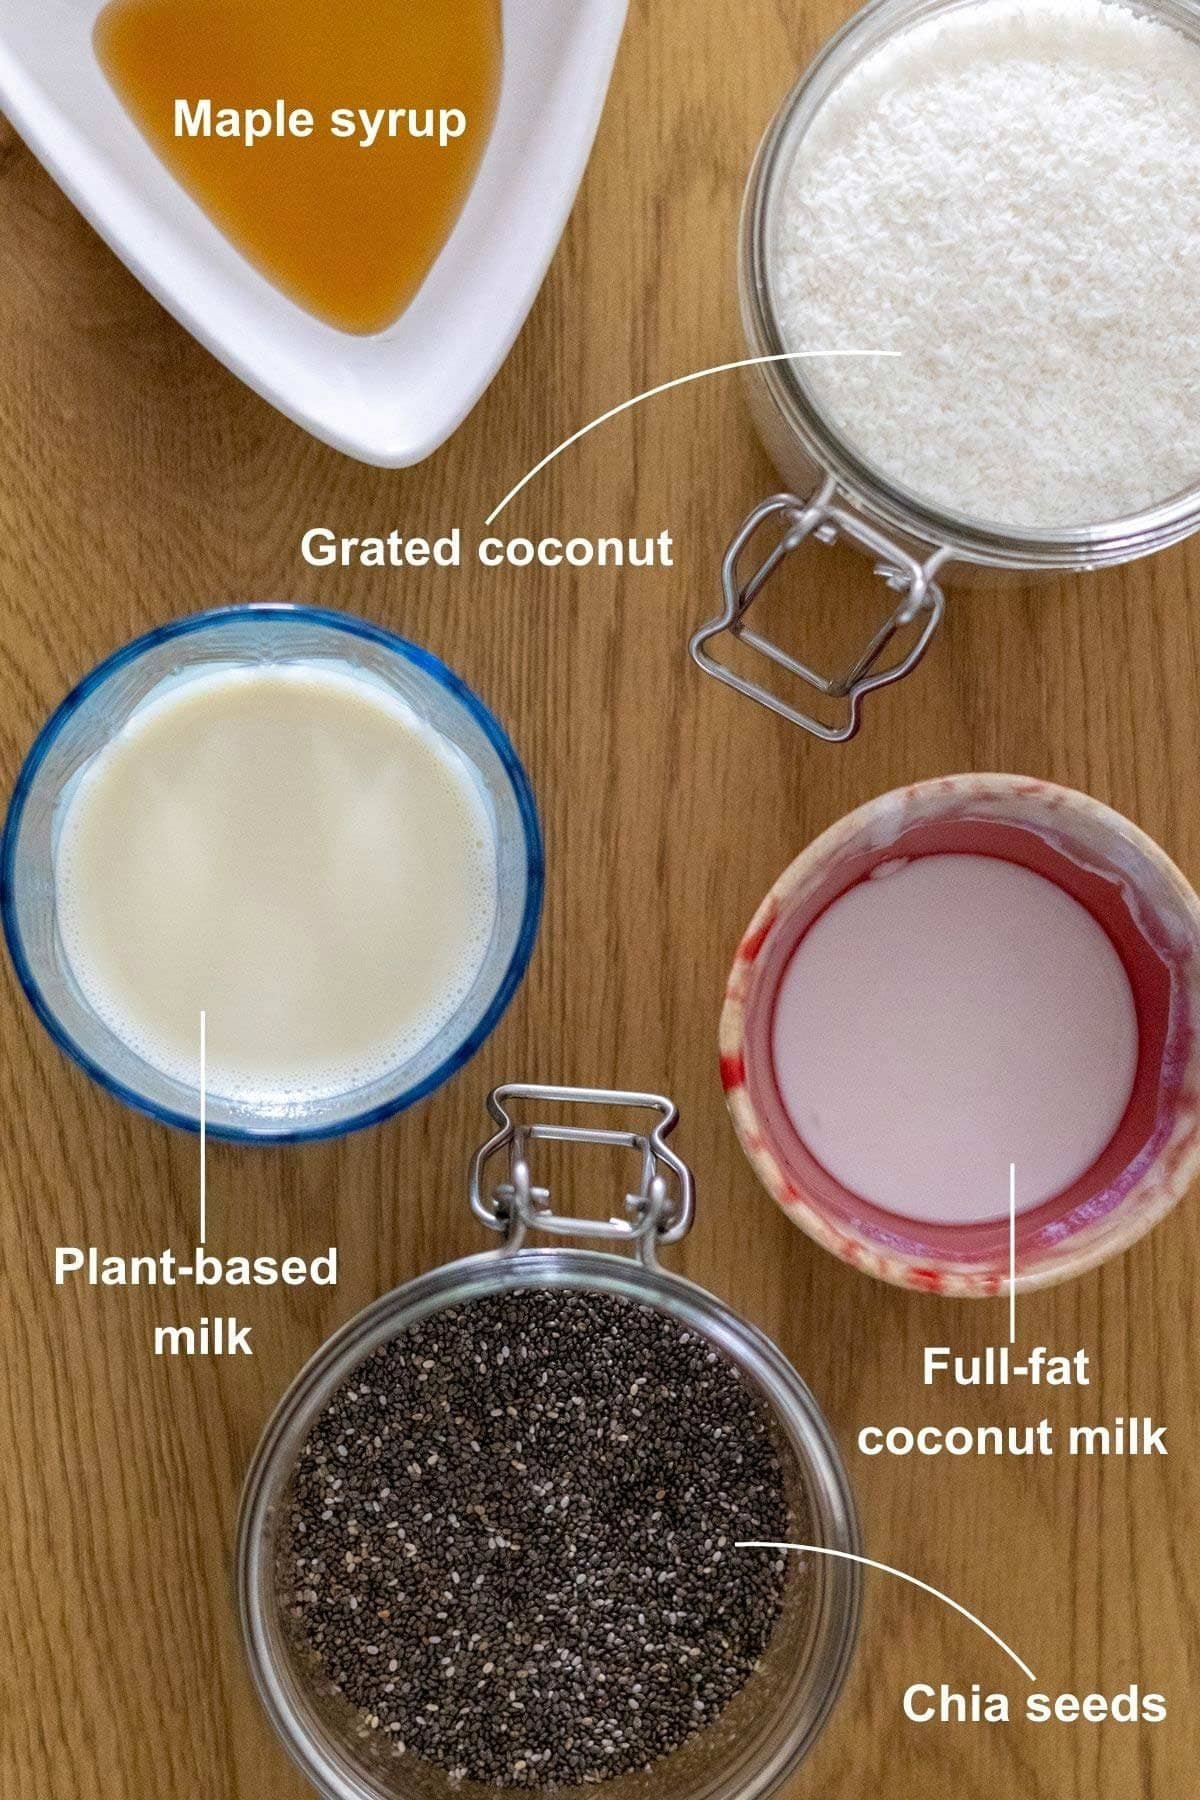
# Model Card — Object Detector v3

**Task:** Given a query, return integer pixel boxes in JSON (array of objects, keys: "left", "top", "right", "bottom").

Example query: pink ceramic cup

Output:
[{"left": 721, "top": 774, "right": 1200, "bottom": 1295}]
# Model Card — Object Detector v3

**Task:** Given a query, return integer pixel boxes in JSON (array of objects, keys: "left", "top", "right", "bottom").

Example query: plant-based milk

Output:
[{"left": 54, "top": 662, "right": 498, "bottom": 1101}]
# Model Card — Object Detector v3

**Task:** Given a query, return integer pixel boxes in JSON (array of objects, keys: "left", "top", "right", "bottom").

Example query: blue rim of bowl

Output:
[{"left": 0, "top": 604, "right": 545, "bottom": 1144}]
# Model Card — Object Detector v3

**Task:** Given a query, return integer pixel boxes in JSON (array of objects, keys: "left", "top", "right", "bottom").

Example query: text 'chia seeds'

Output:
[{"left": 281, "top": 1289, "right": 794, "bottom": 1789}]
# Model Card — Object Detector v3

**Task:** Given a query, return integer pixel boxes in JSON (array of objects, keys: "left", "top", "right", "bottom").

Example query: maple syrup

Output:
[{"left": 95, "top": 0, "right": 502, "bottom": 334}]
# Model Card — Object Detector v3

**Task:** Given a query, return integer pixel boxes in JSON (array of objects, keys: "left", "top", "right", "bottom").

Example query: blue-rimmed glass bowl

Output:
[{"left": 1, "top": 605, "right": 543, "bottom": 1142}]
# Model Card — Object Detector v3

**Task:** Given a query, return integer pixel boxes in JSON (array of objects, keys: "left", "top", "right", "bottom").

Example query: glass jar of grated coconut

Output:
[
  {"left": 237, "top": 1085, "right": 860, "bottom": 1800},
  {"left": 691, "top": 0, "right": 1200, "bottom": 741}
]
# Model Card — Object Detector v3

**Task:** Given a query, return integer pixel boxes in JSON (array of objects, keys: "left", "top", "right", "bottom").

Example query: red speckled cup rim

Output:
[{"left": 720, "top": 775, "right": 1200, "bottom": 1295}]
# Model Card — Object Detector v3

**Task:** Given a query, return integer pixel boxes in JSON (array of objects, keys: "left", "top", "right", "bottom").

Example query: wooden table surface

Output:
[{"left": 1, "top": 3, "right": 1197, "bottom": 1796}]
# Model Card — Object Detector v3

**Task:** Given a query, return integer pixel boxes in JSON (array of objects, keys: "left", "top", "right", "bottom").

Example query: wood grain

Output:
[{"left": 0, "top": 3, "right": 1196, "bottom": 1794}]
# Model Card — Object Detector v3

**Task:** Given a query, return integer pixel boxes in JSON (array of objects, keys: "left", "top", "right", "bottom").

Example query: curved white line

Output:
[
  {"left": 483, "top": 350, "right": 901, "bottom": 525},
  {"left": 737, "top": 1542, "right": 1038, "bottom": 1683}
]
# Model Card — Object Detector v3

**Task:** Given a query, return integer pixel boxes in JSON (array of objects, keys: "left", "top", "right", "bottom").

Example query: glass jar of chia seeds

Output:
[
  {"left": 237, "top": 1085, "right": 861, "bottom": 1800},
  {"left": 690, "top": 0, "right": 1200, "bottom": 742}
]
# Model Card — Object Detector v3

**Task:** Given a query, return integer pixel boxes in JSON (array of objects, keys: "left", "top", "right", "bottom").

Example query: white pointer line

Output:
[
  {"left": 199, "top": 1010, "right": 207, "bottom": 1248},
  {"left": 737, "top": 1542, "right": 1038, "bottom": 1684},
  {"left": 483, "top": 350, "right": 902, "bottom": 526},
  {"left": 1009, "top": 1161, "right": 1018, "bottom": 1345}
]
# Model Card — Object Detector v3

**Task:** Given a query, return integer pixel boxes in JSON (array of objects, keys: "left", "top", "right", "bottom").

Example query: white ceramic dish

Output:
[{"left": 0, "top": 0, "right": 627, "bottom": 464}]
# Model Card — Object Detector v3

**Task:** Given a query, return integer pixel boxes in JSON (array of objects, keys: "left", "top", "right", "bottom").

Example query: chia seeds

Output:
[{"left": 280, "top": 1288, "right": 794, "bottom": 1789}]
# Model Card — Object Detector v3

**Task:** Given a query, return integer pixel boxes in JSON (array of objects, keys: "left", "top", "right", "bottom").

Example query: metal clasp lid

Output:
[
  {"left": 690, "top": 483, "right": 948, "bottom": 743},
  {"left": 470, "top": 1083, "right": 694, "bottom": 1266}
]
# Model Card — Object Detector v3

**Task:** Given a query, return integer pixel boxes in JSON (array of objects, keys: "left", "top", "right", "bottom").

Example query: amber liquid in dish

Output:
[{"left": 95, "top": 0, "right": 502, "bottom": 334}]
